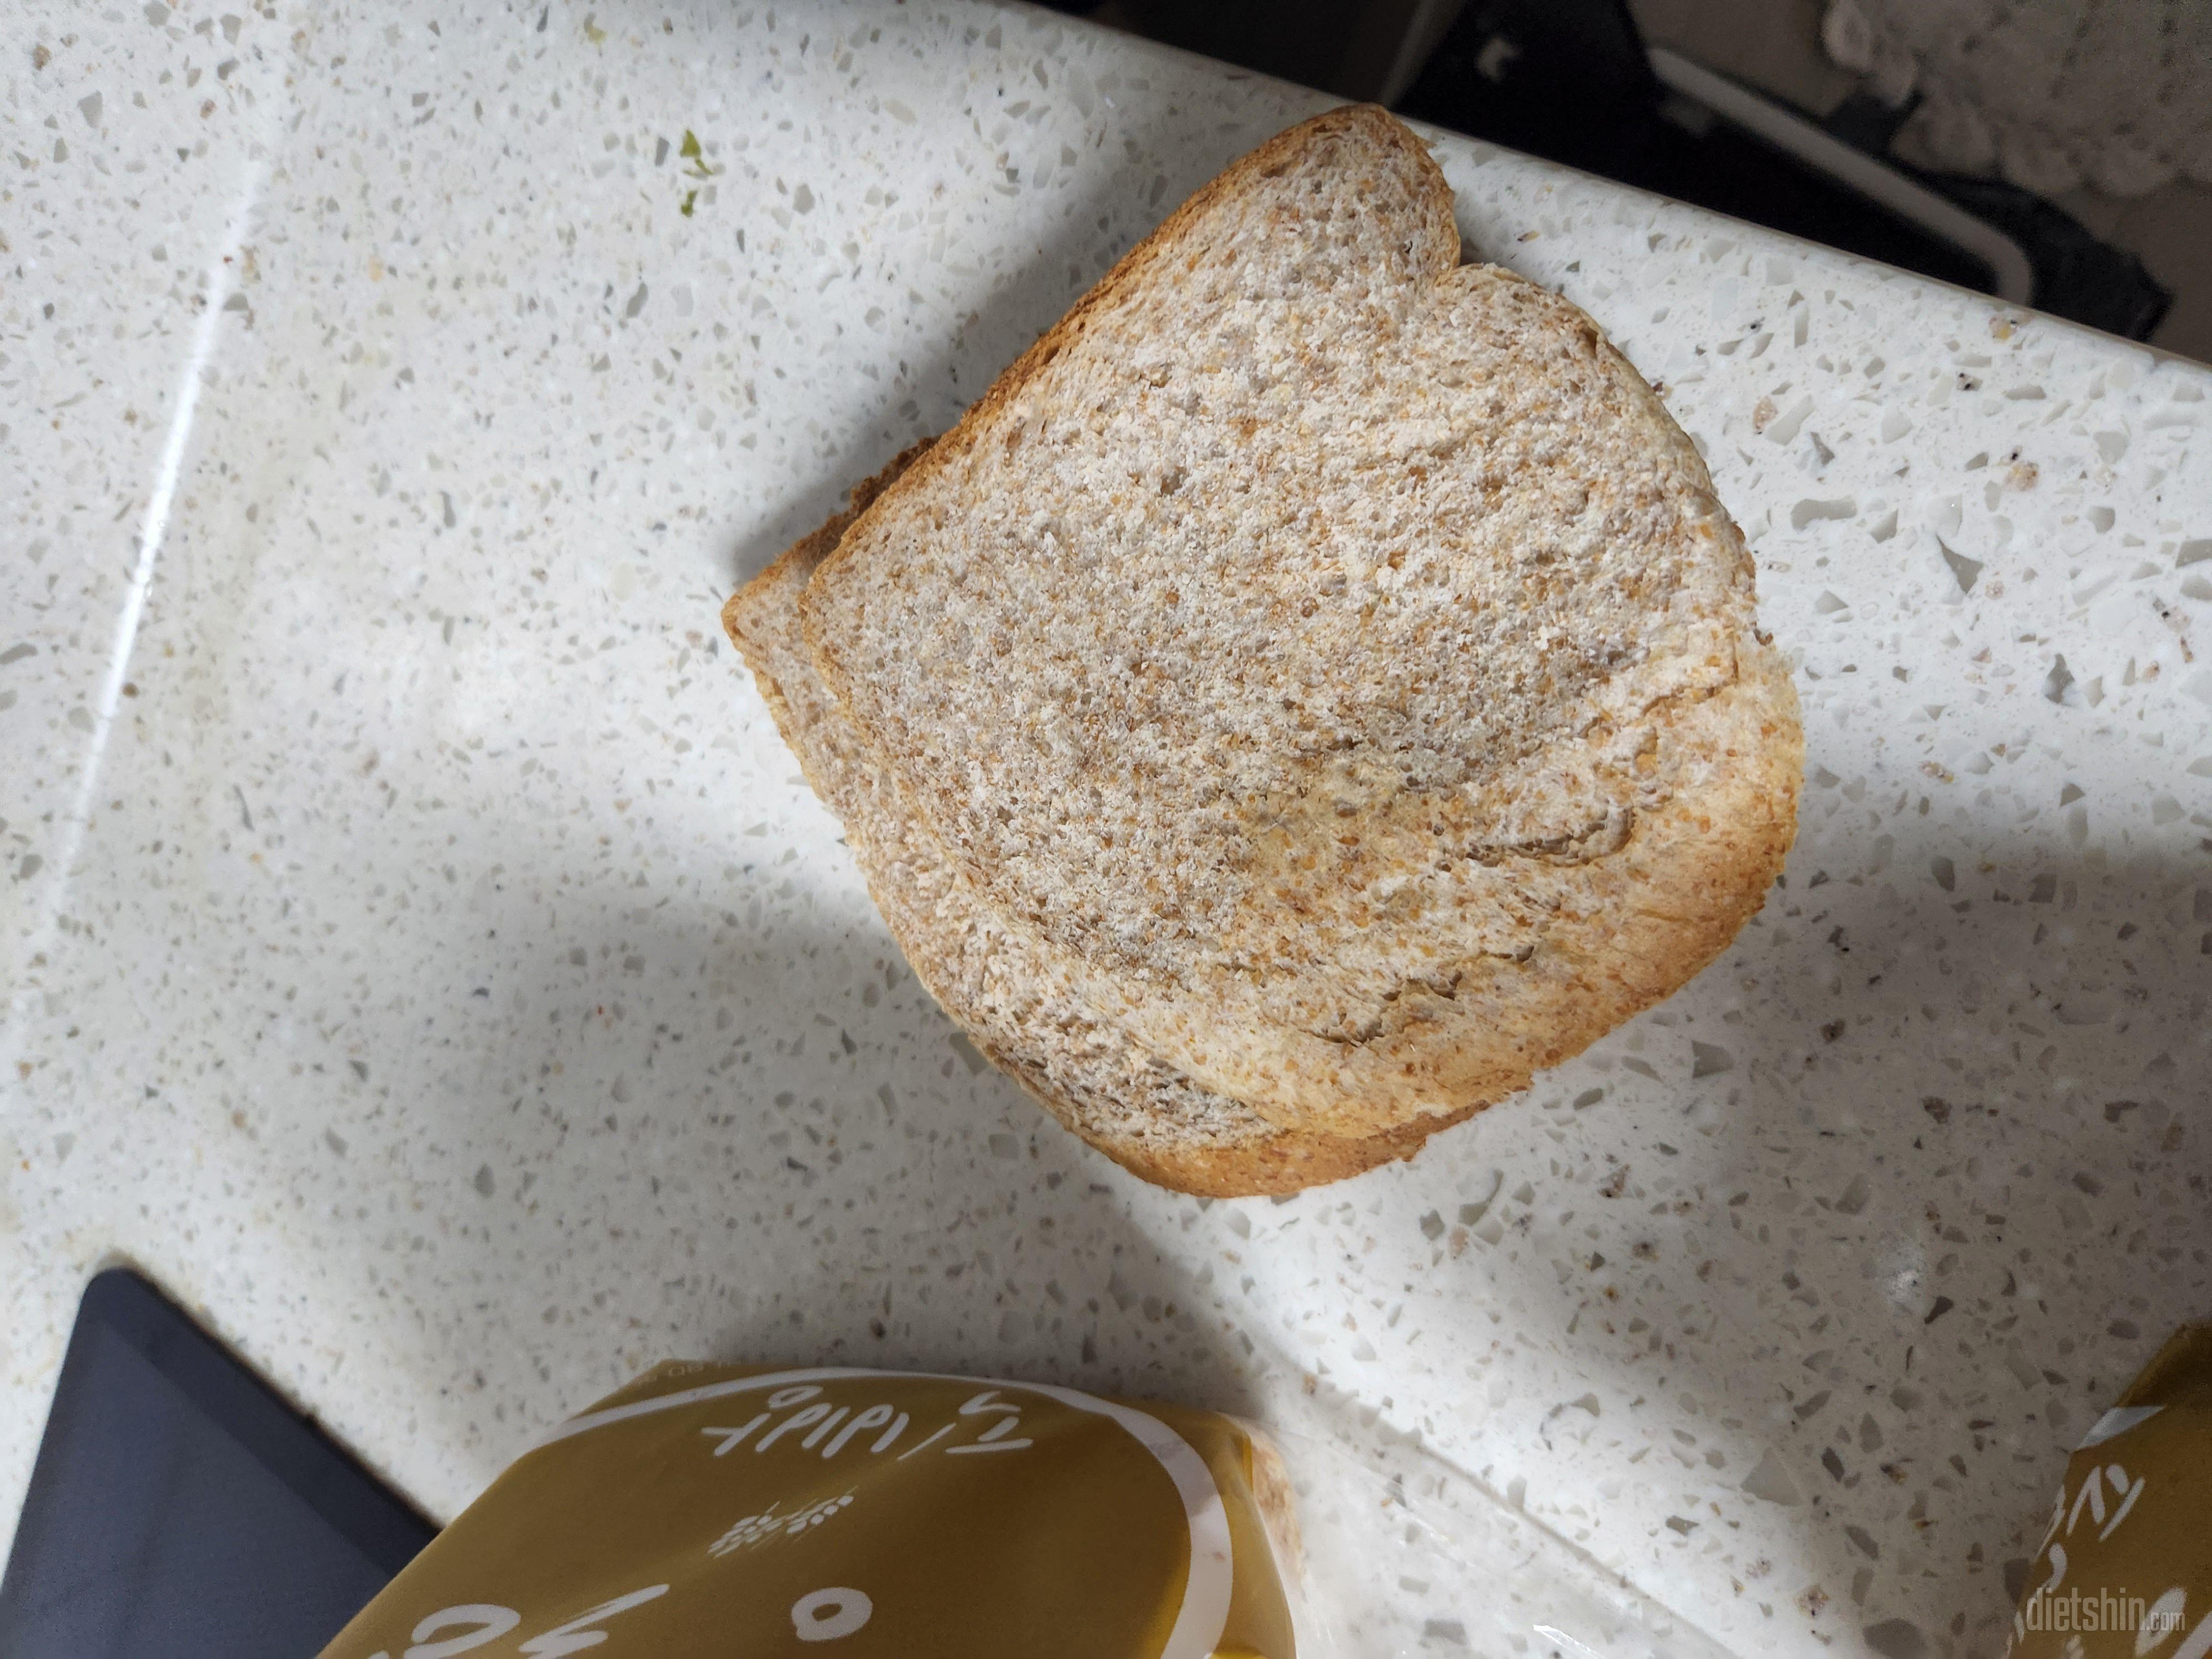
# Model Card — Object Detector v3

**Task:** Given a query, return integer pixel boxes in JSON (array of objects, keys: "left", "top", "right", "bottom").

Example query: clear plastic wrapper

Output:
[{"left": 1270, "top": 1404, "right": 1734, "bottom": 1659}]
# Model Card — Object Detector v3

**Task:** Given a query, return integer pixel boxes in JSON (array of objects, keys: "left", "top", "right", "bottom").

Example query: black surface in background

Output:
[
  {"left": 1397, "top": 0, "right": 2168, "bottom": 340},
  {"left": 1087, "top": 0, "right": 2171, "bottom": 341},
  {"left": 1396, "top": 0, "right": 1998, "bottom": 290},
  {"left": 0, "top": 1269, "right": 434, "bottom": 1658}
]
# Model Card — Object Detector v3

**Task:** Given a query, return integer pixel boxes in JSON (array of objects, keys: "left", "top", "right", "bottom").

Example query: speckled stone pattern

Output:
[{"left": 1, "top": 2, "right": 2206, "bottom": 1656}]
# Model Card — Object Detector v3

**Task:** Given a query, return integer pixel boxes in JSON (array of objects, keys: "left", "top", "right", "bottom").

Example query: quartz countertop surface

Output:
[{"left": 5, "top": 2, "right": 2211, "bottom": 1654}]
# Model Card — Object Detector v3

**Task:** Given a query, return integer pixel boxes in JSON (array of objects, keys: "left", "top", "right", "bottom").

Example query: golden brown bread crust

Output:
[
  {"left": 725, "top": 447, "right": 1452, "bottom": 1196},
  {"left": 800, "top": 105, "right": 1803, "bottom": 1139}
]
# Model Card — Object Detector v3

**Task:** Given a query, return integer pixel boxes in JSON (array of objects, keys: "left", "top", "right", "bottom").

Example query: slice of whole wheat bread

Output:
[
  {"left": 804, "top": 105, "right": 1801, "bottom": 1139},
  {"left": 724, "top": 446, "right": 1454, "bottom": 1196}
]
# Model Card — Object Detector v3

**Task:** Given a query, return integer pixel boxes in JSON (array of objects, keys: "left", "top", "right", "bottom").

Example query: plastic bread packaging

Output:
[
  {"left": 2007, "top": 1324, "right": 2212, "bottom": 1658},
  {"left": 316, "top": 1360, "right": 1735, "bottom": 1658}
]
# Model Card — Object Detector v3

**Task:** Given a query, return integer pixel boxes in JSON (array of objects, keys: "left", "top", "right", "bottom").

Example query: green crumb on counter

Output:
[{"left": 679, "top": 129, "right": 719, "bottom": 179}]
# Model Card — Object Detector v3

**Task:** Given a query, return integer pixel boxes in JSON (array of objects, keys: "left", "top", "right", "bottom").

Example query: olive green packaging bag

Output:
[
  {"left": 316, "top": 1362, "right": 1297, "bottom": 1658},
  {"left": 2010, "top": 1325, "right": 2212, "bottom": 1657}
]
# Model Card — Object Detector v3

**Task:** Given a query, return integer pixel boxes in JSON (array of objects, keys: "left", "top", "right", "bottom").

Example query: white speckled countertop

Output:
[{"left": 4, "top": 1, "right": 2210, "bottom": 1653}]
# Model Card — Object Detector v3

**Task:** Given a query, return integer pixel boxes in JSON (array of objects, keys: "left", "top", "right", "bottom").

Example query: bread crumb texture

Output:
[{"left": 728, "top": 445, "right": 1436, "bottom": 1194}]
